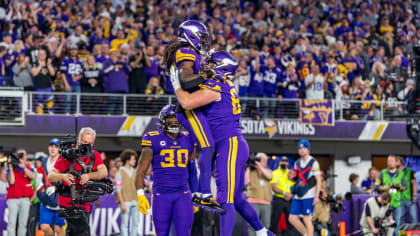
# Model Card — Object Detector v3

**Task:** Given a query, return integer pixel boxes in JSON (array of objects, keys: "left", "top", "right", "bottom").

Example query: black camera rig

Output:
[{"left": 56, "top": 138, "right": 113, "bottom": 219}]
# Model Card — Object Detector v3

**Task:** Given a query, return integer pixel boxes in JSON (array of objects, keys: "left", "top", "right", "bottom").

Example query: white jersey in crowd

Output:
[
  {"left": 294, "top": 155, "right": 320, "bottom": 200},
  {"left": 305, "top": 74, "right": 325, "bottom": 100}
]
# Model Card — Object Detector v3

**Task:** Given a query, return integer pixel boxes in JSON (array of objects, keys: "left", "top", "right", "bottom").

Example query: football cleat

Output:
[{"left": 192, "top": 195, "right": 226, "bottom": 214}]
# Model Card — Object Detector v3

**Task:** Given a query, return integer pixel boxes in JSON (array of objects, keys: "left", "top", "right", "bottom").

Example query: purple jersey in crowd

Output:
[
  {"left": 60, "top": 57, "right": 84, "bottom": 87},
  {"left": 262, "top": 67, "right": 282, "bottom": 98},
  {"left": 141, "top": 130, "right": 195, "bottom": 194},
  {"left": 145, "top": 55, "right": 160, "bottom": 80},
  {"left": 200, "top": 76, "right": 242, "bottom": 143}
]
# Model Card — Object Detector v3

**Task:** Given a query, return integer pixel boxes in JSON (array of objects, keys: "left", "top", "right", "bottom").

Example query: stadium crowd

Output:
[{"left": 0, "top": 0, "right": 417, "bottom": 119}]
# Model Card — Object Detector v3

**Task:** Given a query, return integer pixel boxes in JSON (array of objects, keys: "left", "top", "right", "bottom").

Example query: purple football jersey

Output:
[
  {"left": 60, "top": 57, "right": 84, "bottom": 87},
  {"left": 141, "top": 130, "right": 195, "bottom": 193},
  {"left": 200, "top": 77, "right": 242, "bottom": 143},
  {"left": 174, "top": 46, "right": 201, "bottom": 74}
]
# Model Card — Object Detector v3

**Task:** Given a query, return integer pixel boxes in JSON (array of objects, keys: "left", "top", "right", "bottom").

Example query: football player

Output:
[{"left": 135, "top": 104, "right": 198, "bottom": 236}]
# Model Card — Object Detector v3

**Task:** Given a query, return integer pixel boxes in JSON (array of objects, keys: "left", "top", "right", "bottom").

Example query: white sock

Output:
[{"left": 255, "top": 227, "right": 268, "bottom": 236}]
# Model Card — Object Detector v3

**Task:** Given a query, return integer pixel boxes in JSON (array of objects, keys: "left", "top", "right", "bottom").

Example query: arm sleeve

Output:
[
  {"left": 365, "top": 203, "right": 371, "bottom": 217},
  {"left": 188, "top": 159, "right": 198, "bottom": 193},
  {"left": 141, "top": 133, "right": 153, "bottom": 148},
  {"left": 181, "top": 76, "right": 206, "bottom": 89},
  {"left": 114, "top": 170, "right": 122, "bottom": 192},
  {"left": 352, "top": 184, "right": 368, "bottom": 194}
]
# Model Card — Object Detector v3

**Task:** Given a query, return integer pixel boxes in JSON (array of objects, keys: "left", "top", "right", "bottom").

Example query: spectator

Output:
[
  {"left": 109, "top": 166, "right": 118, "bottom": 184},
  {"left": 31, "top": 48, "right": 55, "bottom": 114},
  {"left": 60, "top": 45, "right": 84, "bottom": 114},
  {"left": 0, "top": 166, "right": 8, "bottom": 194},
  {"left": 115, "top": 149, "right": 139, "bottom": 236},
  {"left": 26, "top": 35, "right": 48, "bottom": 67},
  {"left": 269, "top": 156, "right": 298, "bottom": 235},
  {"left": 321, "top": 55, "right": 338, "bottom": 98},
  {"left": 349, "top": 173, "right": 370, "bottom": 194},
  {"left": 67, "top": 25, "right": 88, "bottom": 49},
  {"left": 81, "top": 55, "right": 103, "bottom": 114},
  {"left": 397, "top": 79, "right": 414, "bottom": 106},
  {"left": 233, "top": 58, "right": 250, "bottom": 112},
  {"left": 6, "top": 148, "right": 36, "bottom": 236},
  {"left": 245, "top": 153, "right": 273, "bottom": 236},
  {"left": 376, "top": 155, "right": 406, "bottom": 236},
  {"left": 397, "top": 157, "right": 418, "bottom": 224},
  {"left": 102, "top": 49, "right": 130, "bottom": 115},
  {"left": 361, "top": 167, "right": 379, "bottom": 191},
  {"left": 144, "top": 45, "right": 160, "bottom": 82},
  {"left": 144, "top": 77, "right": 164, "bottom": 114},
  {"left": 0, "top": 45, "right": 6, "bottom": 86},
  {"left": 335, "top": 80, "right": 352, "bottom": 120},
  {"left": 37, "top": 139, "right": 65, "bottom": 236},
  {"left": 383, "top": 82, "right": 401, "bottom": 117},
  {"left": 282, "top": 63, "right": 300, "bottom": 118},
  {"left": 305, "top": 64, "right": 326, "bottom": 100},
  {"left": 129, "top": 47, "right": 149, "bottom": 94},
  {"left": 262, "top": 56, "right": 282, "bottom": 118},
  {"left": 12, "top": 53, "right": 33, "bottom": 90}
]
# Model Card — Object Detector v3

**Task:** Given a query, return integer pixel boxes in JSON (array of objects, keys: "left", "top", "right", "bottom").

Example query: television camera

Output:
[{"left": 55, "top": 138, "right": 113, "bottom": 219}]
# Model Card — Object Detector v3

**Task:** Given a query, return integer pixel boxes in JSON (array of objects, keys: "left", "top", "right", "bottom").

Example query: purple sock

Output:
[
  {"left": 197, "top": 146, "right": 215, "bottom": 194},
  {"left": 234, "top": 195, "right": 264, "bottom": 231},
  {"left": 220, "top": 203, "right": 236, "bottom": 236}
]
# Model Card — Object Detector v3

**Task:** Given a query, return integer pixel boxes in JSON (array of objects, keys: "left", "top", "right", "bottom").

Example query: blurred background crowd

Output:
[{"left": 0, "top": 0, "right": 418, "bottom": 119}]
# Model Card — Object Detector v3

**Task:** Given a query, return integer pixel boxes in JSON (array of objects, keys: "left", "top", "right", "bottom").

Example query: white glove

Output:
[
  {"left": 46, "top": 186, "right": 55, "bottom": 196},
  {"left": 169, "top": 65, "right": 181, "bottom": 91}
]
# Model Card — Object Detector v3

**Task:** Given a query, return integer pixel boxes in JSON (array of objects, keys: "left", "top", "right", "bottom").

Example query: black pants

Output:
[
  {"left": 26, "top": 202, "right": 40, "bottom": 236},
  {"left": 66, "top": 211, "right": 90, "bottom": 236},
  {"left": 269, "top": 196, "right": 299, "bottom": 236}
]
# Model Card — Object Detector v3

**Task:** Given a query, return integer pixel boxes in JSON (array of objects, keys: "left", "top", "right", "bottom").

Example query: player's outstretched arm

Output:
[{"left": 135, "top": 147, "right": 153, "bottom": 215}]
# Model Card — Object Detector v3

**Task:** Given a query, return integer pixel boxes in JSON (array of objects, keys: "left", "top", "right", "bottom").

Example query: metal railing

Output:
[{"left": 0, "top": 91, "right": 408, "bottom": 121}]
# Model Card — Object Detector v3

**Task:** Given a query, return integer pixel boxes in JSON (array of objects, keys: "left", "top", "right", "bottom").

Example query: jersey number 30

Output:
[{"left": 160, "top": 149, "right": 189, "bottom": 168}]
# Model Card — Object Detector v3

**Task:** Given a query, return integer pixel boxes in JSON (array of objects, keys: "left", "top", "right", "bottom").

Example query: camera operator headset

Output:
[
  {"left": 359, "top": 192, "right": 395, "bottom": 236},
  {"left": 48, "top": 127, "right": 108, "bottom": 236}
]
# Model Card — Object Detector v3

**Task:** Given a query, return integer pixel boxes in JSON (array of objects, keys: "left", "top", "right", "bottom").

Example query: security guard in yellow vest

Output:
[
  {"left": 376, "top": 155, "right": 407, "bottom": 236},
  {"left": 269, "top": 156, "right": 298, "bottom": 235}
]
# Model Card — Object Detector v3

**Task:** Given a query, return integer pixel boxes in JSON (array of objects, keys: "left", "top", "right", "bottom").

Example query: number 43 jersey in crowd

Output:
[
  {"left": 199, "top": 77, "right": 242, "bottom": 143},
  {"left": 141, "top": 130, "right": 195, "bottom": 194}
]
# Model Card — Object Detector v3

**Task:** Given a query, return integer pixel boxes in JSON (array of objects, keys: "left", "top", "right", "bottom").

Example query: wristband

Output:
[{"left": 137, "top": 189, "right": 145, "bottom": 196}]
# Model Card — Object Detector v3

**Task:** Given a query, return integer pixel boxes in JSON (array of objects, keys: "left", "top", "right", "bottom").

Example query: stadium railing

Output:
[{"left": 0, "top": 90, "right": 408, "bottom": 121}]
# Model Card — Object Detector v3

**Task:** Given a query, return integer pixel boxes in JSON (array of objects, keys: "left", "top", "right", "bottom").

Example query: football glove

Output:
[
  {"left": 169, "top": 65, "right": 181, "bottom": 91},
  {"left": 137, "top": 189, "right": 150, "bottom": 215}
]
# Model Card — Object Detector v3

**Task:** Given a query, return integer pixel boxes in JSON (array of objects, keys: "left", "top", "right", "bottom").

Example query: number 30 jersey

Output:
[
  {"left": 141, "top": 130, "right": 195, "bottom": 194},
  {"left": 200, "top": 76, "right": 242, "bottom": 143}
]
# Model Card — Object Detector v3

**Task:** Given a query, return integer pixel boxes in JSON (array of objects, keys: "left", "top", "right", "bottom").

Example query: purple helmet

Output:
[
  {"left": 209, "top": 51, "right": 238, "bottom": 77},
  {"left": 178, "top": 20, "right": 210, "bottom": 55},
  {"left": 159, "top": 105, "right": 181, "bottom": 134}
]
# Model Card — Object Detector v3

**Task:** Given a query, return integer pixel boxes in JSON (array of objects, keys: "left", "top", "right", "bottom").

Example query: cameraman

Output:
[
  {"left": 49, "top": 127, "right": 108, "bottom": 236},
  {"left": 360, "top": 192, "right": 394, "bottom": 236},
  {"left": 6, "top": 148, "right": 36, "bottom": 236},
  {"left": 376, "top": 155, "right": 406, "bottom": 236},
  {"left": 245, "top": 153, "right": 273, "bottom": 236},
  {"left": 396, "top": 156, "right": 417, "bottom": 223}
]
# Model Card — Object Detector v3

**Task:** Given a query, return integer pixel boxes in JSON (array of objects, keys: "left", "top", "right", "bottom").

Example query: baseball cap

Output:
[
  {"left": 280, "top": 156, "right": 289, "bottom": 162},
  {"left": 298, "top": 139, "right": 310, "bottom": 150},
  {"left": 49, "top": 138, "right": 60, "bottom": 146}
]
